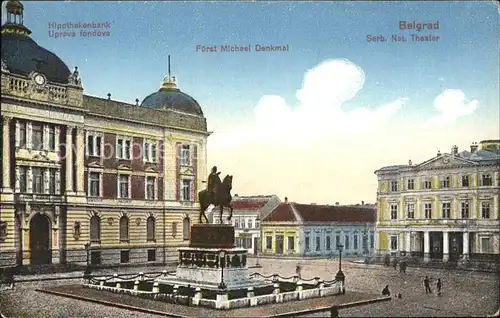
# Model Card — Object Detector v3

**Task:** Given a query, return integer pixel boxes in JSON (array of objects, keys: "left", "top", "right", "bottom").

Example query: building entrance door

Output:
[
  {"left": 430, "top": 232, "right": 443, "bottom": 260},
  {"left": 276, "top": 235, "right": 284, "bottom": 255},
  {"left": 30, "top": 214, "right": 51, "bottom": 265}
]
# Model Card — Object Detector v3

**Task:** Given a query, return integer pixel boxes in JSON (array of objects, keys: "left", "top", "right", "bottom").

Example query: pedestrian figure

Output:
[
  {"left": 436, "top": 278, "right": 442, "bottom": 296},
  {"left": 424, "top": 276, "right": 432, "bottom": 294},
  {"left": 392, "top": 258, "right": 399, "bottom": 271},
  {"left": 382, "top": 285, "right": 391, "bottom": 296},
  {"left": 400, "top": 261, "right": 407, "bottom": 274},
  {"left": 330, "top": 306, "right": 339, "bottom": 317},
  {"left": 384, "top": 254, "right": 391, "bottom": 267},
  {"left": 296, "top": 264, "right": 302, "bottom": 279}
]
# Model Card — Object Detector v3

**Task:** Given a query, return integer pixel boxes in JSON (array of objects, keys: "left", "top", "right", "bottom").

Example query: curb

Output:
[
  {"left": 35, "top": 288, "right": 189, "bottom": 318},
  {"left": 266, "top": 295, "right": 391, "bottom": 317}
]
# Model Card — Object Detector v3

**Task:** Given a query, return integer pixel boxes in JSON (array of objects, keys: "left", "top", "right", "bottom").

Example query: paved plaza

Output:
[{"left": 1, "top": 258, "right": 499, "bottom": 317}]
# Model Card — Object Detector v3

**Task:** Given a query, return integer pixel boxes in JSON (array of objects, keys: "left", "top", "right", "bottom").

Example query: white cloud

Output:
[
  {"left": 206, "top": 58, "right": 414, "bottom": 204},
  {"left": 425, "top": 89, "right": 479, "bottom": 126}
]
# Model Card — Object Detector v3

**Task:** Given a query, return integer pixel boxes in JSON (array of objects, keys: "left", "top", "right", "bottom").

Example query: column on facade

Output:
[
  {"left": 2, "top": 116, "right": 12, "bottom": 192},
  {"left": 14, "top": 119, "right": 20, "bottom": 148},
  {"left": 65, "top": 126, "right": 74, "bottom": 194},
  {"left": 27, "top": 167, "right": 33, "bottom": 193},
  {"left": 75, "top": 127, "right": 85, "bottom": 195},
  {"left": 423, "top": 231, "right": 430, "bottom": 262},
  {"left": 404, "top": 231, "right": 411, "bottom": 254},
  {"left": 44, "top": 169, "right": 50, "bottom": 194},
  {"left": 14, "top": 166, "right": 20, "bottom": 192},
  {"left": 43, "top": 124, "right": 49, "bottom": 151},
  {"left": 462, "top": 232, "right": 469, "bottom": 260},
  {"left": 54, "top": 126, "right": 61, "bottom": 153},
  {"left": 26, "top": 122, "right": 32, "bottom": 149},
  {"left": 55, "top": 170, "right": 61, "bottom": 195},
  {"left": 442, "top": 231, "right": 449, "bottom": 262}
]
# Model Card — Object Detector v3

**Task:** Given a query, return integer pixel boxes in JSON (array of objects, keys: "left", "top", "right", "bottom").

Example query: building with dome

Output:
[
  {"left": 0, "top": 1, "right": 209, "bottom": 267},
  {"left": 374, "top": 141, "right": 500, "bottom": 265}
]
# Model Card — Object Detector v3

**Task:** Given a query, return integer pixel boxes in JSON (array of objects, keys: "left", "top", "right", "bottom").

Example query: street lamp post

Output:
[
  {"left": 218, "top": 250, "right": 227, "bottom": 290},
  {"left": 335, "top": 244, "right": 345, "bottom": 294},
  {"left": 84, "top": 242, "right": 91, "bottom": 278}
]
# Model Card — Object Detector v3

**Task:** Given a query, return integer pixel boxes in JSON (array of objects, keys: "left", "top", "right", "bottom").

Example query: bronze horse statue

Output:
[{"left": 198, "top": 175, "right": 233, "bottom": 224}]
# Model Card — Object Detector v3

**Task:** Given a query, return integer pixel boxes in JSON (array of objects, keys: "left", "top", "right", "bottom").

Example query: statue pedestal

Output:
[
  {"left": 189, "top": 224, "right": 235, "bottom": 249},
  {"left": 158, "top": 224, "right": 270, "bottom": 290}
]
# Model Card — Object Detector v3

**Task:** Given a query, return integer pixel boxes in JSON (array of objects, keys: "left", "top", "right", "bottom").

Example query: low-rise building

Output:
[{"left": 261, "top": 198, "right": 376, "bottom": 257}]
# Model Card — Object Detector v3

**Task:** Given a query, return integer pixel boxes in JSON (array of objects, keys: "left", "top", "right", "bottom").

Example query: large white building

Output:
[{"left": 374, "top": 140, "right": 500, "bottom": 263}]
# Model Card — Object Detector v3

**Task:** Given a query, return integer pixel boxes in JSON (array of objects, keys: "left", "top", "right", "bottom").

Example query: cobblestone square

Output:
[{"left": 1, "top": 259, "right": 498, "bottom": 317}]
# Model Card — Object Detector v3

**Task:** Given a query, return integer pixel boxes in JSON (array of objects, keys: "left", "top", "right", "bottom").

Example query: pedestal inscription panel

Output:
[{"left": 190, "top": 224, "right": 235, "bottom": 248}]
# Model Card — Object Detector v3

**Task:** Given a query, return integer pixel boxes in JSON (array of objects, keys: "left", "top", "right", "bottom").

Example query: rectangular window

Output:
[
  {"left": 353, "top": 234, "right": 358, "bottom": 250},
  {"left": 481, "top": 202, "right": 490, "bottom": 219},
  {"left": 90, "top": 251, "right": 101, "bottom": 265},
  {"left": 287, "top": 236, "right": 295, "bottom": 251},
  {"left": 181, "top": 179, "right": 191, "bottom": 201},
  {"left": 316, "top": 237, "right": 321, "bottom": 251},
  {"left": 407, "top": 179, "right": 414, "bottom": 190},
  {"left": 441, "top": 176, "right": 450, "bottom": 188},
  {"left": 147, "top": 249, "right": 156, "bottom": 262},
  {"left": 336, "top": 235, "right": 340, "bottom": 249},
  {"left": 390, "top": 204, "right": 398, "bottom": 220},
  {"left": 89, "top": 172, "right": 100, "bottom": 197},
  {"left": 424, "top": 203, "right": 432, "bottom": 219},
  {"left": 146, "top": 176, "right": 155, "bottom": 200},
  {"left": 390, "top": 181, "right": 398, "bottom": 192},
  {"left": 143, "top": 142, "right": 157, "bottom": 163},
  {"left": 305, "top": 237, "right": 310, "bottom": 251},
  {"left": 32, "top": 167, "right": 43, "bottom": 193},
  {"left": 390, "top": 235, "right": 398, "bottom": 250},
  {"left": 481, "top": 174, "right": 492, "bottom": 186},
  {"left": 86, "top": 135, "right": 102, "bottom": 157},
  {"left": 406, "top": 203, "right": 415, "bottom": 219},
  {"left": 180, "top": 145, "right": 190, "bottom": 166},
  {"left": 266, "top": 236, "right": 272, "bottom": 249},
  {"left": 423, "top": 179, "right": 432, "bottom": 189},
  {"left": 481, "top": 237, "right": 490, "bottom": 253},
  {"left": 442, "top": 202, "right": 451, "bottom": 219},
  {"left": 326, "top": 236, "right": 331, "bottom": 250},
  {"left": 120, "top": 250, "right": 130, "bottom": 263},
  {"left": 19, "top": 121, "right": 26, "bottom": 148},
  {"left": 118, "top": 175, "right": 129, "bottom": 198},
  {"left": 19, "top": 167, "right": 27, "bottom": 192},
  {"left": 247, "top": 219, "right": 252, "bottom": 228},
  {"left": 345, "top": 235, "right": 350, "bottom": 250},
  {"left": 48, "top": 126, "right": 55, "bottom": 151},
  {"left": 370, "top": 234, "right": 374, "bottom": 248},
  {"left": 255, "top": 220, "right": 260, "bottom": 228},
  {"left": 461, "top": 201, "right": 469, "bottom": 219},
  {"left": 234, "top": 218, "right": 240, "bottom": 228},
  {"left": 116, "top": 139, "right": 131, "bottom": 159},
  {"left": 48, "top": 169, "right": 56, "bottom": 194},
  {"left": 362, "top": 235, "right": 368, "bottom": 250},
  {"left": 461, "top": 175, "right": 469, "bottom": 187},
  {"left": 32, "top": 123, "right": 43, "bottom": 150}
]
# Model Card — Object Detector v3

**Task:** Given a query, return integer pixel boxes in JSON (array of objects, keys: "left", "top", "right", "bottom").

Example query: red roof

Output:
[
  {"left": 232, "top": 200, "right": 267, "bottom": 211},
  {"left": 294, "top": 204, "right": 376, "bottom": 223},
  {"left": 262, "top": 203, "right": 297, "bottom": 222}
]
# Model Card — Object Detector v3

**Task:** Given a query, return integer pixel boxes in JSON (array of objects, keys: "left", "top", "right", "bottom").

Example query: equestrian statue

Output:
[{"left": 198, "top": 166, "right": 233, "bottom": 224}]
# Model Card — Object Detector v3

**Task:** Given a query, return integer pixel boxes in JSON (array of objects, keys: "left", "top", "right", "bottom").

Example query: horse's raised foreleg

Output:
[
  {"left": 227, "top": 203, "right": 233, "bottom": 221},
  {"left": 219, "top": 204, "right": 224, "bottom": 223}
]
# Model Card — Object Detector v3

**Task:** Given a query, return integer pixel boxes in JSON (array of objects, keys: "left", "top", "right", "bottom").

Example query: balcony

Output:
[{"left": 15, "top": 193, "right": 63, "bottom": 203}]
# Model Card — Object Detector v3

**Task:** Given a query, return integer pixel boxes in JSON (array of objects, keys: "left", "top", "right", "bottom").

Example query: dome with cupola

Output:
[
  {"left": 1, "top": 0, "right": 71, "bottom": 84},
  {"left": 140, "top": 56, "right": 204, "bottom": 116}
]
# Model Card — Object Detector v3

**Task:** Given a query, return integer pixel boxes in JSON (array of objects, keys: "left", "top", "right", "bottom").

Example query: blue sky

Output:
[{"left": 3, "top": 1, "right": 499, "bottom": 203}]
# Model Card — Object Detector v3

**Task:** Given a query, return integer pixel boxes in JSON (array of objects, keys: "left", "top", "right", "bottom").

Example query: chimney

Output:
[
  {"left": 284, "top": 197, "right": 288, "bottom": 204},
  {"left": 335, "top": 202, "right": 340, "bottom": 206},
  {"left": 451, "top": 145, "right": 458, "bottom": 156},
  {"left": 470, "top": 142, "right": 478, "bottom": 153},
  {"left": 234, "top": 194, "right": 238, "bottom": 197},
  {"left": 437, "top": 150, "right": 441, "bottom": 156},
  {"left": 361, "top": 200, "right": 364, "bottom": 205},
  {"left": 408, "top": 159, "right": 412, "bottom": 166},
  {"left": 107, "top": 93, "right": 111, "bottom": 100}
]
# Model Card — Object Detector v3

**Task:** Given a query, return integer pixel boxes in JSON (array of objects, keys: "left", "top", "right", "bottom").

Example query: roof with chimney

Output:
[
  {"left": 262, "top": 201, "right": 376, "bottom": 223},
  {"left": 230, "top": 194, "right": 282, "bottom": 217},
  {"left": 375, "top": 140, "right": 500, "bottom": 174}
]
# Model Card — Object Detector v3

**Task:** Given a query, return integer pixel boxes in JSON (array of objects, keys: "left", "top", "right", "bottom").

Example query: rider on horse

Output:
[{"left": 207, "top": 166, "right": 222, "bottom": 204}]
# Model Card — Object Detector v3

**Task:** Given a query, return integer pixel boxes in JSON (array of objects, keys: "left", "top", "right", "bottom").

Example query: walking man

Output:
[
  {"left": 436, "top": 278, "right": 442, "bottom": 296},
  {"left": 424, "top": 276, "right": 432, "bottom": 294},
  {"left": 296, "top": 264, "right": 302, "bottom": 279}
]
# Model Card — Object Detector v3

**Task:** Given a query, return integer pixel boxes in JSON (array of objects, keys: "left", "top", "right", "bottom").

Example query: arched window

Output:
[
  {"left": 183, "top": 217, "right": 190, "bottom": 241},
  {"left": 90, "top": 215, "right": 100, "bottom": 243},
  {"left": 147, "top": 216, "right": 155, "bottom": 242},
  {"left": 120, "top": 216, "right": 129, "bottom": 242}
]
